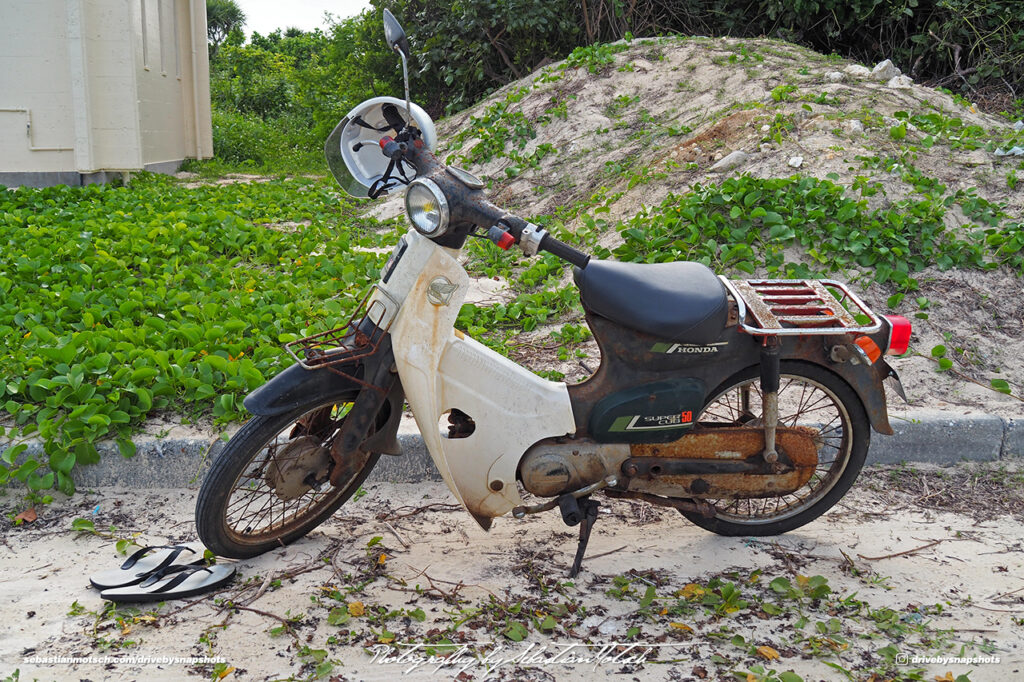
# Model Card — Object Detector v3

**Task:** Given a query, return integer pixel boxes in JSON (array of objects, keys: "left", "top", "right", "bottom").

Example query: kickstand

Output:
[{"left": 568, "top": 498, "right": 601, "bottom": 578}]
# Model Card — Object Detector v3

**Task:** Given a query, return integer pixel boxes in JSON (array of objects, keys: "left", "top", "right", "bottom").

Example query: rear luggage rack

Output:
[{"left": 720, "top": 278, "right": 882, "bottom": 336}]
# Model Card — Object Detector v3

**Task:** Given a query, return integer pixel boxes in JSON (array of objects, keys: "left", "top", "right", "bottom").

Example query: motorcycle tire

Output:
[
  {"left": 195, "top": 397, "right": 381, "bottom": 558},
  {"left": 679, "top": 361, "right": 869, "bottom": 537}
]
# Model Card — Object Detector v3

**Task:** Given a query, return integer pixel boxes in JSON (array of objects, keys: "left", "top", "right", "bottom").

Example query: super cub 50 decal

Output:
[{"left": 609, "top": 410, "right": 695, "bottom": 432}]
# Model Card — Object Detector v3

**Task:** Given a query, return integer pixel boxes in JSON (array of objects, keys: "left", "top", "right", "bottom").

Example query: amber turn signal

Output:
[{"left": 854, "top": 336, "right": 882, "bottom": 364}]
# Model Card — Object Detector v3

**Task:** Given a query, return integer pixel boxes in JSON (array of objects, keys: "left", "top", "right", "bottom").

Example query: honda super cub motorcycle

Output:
[{"left": 195, "top": 11, "right": 912, "bottom": 575}]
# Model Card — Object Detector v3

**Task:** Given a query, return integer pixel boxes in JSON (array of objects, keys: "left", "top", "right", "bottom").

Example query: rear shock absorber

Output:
[{"left": 760, "top": 336, "right": 781, "bottom": 470}]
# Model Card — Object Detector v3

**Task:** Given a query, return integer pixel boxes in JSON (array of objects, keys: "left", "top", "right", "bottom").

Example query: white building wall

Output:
[
  {"left": 0, "top": 0, "right": 212, "bottom": 186},
  {"left": 0, "top": 0, "right": 77, "bottom": 174}
]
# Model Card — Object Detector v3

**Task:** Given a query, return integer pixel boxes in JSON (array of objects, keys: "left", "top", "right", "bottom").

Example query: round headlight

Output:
[{"left": 404, "top": 178, "right": 449, "bottom": 237}]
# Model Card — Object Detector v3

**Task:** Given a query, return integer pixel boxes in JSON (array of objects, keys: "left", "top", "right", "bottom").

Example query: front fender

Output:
[
  {"left": 243, "top": 361, "right": 364, "bottom": 417},
  {"left": 243, "top": 352, "right": 405, "bottom": 456}
]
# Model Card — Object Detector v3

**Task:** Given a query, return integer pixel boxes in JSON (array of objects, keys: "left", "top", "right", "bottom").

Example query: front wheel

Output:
[
  {"left": 195, "top": 397, "right": 382, "bottom": 558},
  {"left": 680, "top": 361, "right": 870, "bottom": 536}
]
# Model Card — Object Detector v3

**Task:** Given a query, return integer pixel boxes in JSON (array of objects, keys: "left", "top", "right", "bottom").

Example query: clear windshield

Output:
[{"left": 324, "top": 117, "right": 371, "bottom": 199}]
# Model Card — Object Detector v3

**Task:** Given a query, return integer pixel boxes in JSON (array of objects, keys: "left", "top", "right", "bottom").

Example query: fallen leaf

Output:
[
  {"left": 217, "top": 666, "right": 235, "bottom": 679},
  {"left": 14, "top": 508, "right": 37, "bottom": 524},
  {"left": 669, "top": 622, "right": 693, "bottom": 632},
  {"left": 377, "top": 553, "right": 387, "bottom": 566},
  {"left": 677, "top": 583, "right": 705, "bottom": 600},
  {"left": 348, "top": 601, "right": 365, "bottom": 617},
  {"left": 935, "top": 674, "right": 955, "bottom": 682},
  {"left": 756, "top": 645, "right": 781, "bottom": 661}
]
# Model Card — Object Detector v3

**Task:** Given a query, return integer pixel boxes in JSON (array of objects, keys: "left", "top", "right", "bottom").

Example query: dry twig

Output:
[
  {"left": 858, "top": 539, "right": 946, "bottom": 561},
  {"left": 383, "top": 521, "right": 410, "bottom": 549}
]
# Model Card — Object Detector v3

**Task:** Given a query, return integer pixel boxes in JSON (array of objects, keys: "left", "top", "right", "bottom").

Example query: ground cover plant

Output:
[{"left": 0, "top": 175, "right": 397, "bottom": 497}]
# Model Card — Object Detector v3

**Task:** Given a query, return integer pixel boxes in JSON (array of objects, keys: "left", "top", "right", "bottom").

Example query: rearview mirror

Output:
[{"left": 383, "top": 9, "right": 410, "bottom": 58}]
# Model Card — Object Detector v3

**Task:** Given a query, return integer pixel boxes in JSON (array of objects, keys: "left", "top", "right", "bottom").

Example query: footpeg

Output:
[
  {"left": 512, "top": 475, "right": 617, "bottom": 518},
  {"left": 558, "top": 493, "right": 583, "bottom": 526}
]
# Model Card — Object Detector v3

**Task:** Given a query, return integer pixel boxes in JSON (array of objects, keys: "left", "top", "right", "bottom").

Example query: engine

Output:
[{"left": 518, "top": 439, "right": 630, "bottom": 497}]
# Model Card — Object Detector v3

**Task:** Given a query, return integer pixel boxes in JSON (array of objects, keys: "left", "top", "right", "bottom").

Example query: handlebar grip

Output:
[
  {"left": 498, "top": 216, "right": 590, "bottom": 268},
  {"left": 539, "top": 234, "right": 590, "bottom": 269}
]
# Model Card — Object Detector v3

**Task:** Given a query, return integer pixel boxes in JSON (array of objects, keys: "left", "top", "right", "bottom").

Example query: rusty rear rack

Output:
[{"left": 719, "top": 277, "right": 882, "bottom": 337}]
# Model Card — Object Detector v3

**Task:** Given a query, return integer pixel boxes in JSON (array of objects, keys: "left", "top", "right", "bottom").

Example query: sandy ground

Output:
[{"left": 3, "top": 462, "right": 1024, "bottom": 682}]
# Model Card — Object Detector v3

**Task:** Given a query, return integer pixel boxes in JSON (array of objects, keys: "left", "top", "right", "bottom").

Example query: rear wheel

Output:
[
  {"left": 195, "top": 397, "right": 383, "bottom": 558},
  {"left": 679, "top": 361, "right": 869, "bottom": 536}
]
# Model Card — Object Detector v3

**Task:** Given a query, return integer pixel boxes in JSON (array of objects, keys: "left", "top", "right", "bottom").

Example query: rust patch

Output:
[
  {"left": 631, "top": 426, "right": 816, "bottom": 463},
  {"left": 328, "top": 442, "right": 372, "bottom": 488},
  {"left": 627, "top": 426, "right": 818, "bottom": 498}
]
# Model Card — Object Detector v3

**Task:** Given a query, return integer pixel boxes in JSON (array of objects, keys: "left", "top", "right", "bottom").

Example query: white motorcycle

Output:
[{"left": 195, "top": 11, "right": 911, "bottom": 575}]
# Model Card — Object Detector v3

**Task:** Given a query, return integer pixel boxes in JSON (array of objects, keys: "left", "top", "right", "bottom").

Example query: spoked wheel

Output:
[
  {"left": 680, "top": 361, "right": 869, "bottom": 536},
  {"left": 196, "top": 398, "right": 383, "bottom": 558}
]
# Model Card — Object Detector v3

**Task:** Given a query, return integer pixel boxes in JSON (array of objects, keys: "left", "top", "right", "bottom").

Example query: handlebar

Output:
[
  {"left": 497, "top": 216, "right": 590, "bottom": 269},
  {"left": 539, "top": 234, "right": 591, "bottom": 269}
]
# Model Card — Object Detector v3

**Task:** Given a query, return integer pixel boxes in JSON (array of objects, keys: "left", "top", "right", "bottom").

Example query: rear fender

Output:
[
  {"left": 829, "top": 358, "right": 895, "bottom": 436},
  {"left": 784, "top": 336, "right": 893, "bottom": 435}
]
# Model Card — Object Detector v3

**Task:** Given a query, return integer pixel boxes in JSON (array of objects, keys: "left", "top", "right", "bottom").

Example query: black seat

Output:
[{"left": 573, "top": 260, "right": 729, "bottom": 343}]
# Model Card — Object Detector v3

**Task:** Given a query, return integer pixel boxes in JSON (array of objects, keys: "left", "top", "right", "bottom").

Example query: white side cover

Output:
[{"left": 381, "top": 232, "right": 576, "bottom": 521}]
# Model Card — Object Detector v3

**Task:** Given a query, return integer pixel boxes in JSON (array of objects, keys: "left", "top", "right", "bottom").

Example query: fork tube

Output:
[{"left": 759, "top": 337, "right": 780, "bottom": 464}]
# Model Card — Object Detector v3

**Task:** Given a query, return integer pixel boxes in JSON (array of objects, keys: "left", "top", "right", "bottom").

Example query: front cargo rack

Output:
[
  {"left": 720, "top": 277, "right": 882, "bottom": 336},
  {"left": 282, "top": 286, "right": 397, "bottom": 389}
]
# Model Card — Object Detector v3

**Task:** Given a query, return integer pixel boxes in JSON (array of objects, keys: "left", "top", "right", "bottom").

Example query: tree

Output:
[{"left": 207, "top": 0, "right": 246, "bottom": 57}]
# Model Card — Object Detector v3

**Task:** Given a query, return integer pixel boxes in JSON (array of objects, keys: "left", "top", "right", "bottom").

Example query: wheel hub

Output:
[{"left": 264, "top": 436, "right": 332, "bottom": 500}]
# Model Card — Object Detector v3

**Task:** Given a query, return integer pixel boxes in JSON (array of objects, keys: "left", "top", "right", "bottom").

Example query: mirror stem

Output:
[{"left": 395, "top": 48, "right": 412, "bottom": 128}]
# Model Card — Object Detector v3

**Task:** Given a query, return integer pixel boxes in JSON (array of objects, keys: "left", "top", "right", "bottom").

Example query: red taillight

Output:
[{"left": 884, "top": 315, "right": 912, "bottom": 355}]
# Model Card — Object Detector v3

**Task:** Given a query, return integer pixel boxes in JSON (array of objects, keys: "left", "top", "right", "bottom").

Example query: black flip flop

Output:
[
  {"left": 99, "top": 564, "right": 236, "bottom": 603},
  {"left": 89, "top": 542, "right": 206, "bottom": 590}
]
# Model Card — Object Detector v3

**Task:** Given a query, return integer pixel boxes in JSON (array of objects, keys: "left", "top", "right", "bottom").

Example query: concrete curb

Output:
[{"left": 3, "top": 412, "right": 1021, "bottom": 490}]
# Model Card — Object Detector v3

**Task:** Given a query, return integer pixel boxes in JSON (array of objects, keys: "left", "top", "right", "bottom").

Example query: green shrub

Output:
[
  {"left": 209, "top": 110, "right": 321, "bottom": 171},
  {"left": 210, "top": 44, "right": 297, "bottom": 119}
]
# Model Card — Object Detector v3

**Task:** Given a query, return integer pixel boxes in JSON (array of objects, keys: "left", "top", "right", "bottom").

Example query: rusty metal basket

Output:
[
  {"left": 282, "top": 286, "right": 397, "bottom": 386},
  {"left": 720, "top": 277, "right": 882, "bottom": 336}
]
